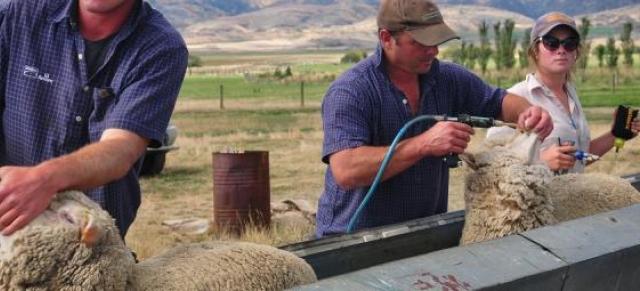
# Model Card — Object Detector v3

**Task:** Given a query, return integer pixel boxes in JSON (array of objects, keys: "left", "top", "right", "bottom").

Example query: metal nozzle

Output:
[{"left": 493, "top": 120, "right": 518, "bottom": 128}]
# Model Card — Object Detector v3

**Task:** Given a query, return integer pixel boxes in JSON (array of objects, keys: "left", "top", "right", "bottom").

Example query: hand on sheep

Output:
[
  {"left": 540, "top": 144, "right": 576, "bottom": 171},
  {"left": 517, "top": 106, "right": 553, "bottom": 139},
  {"left": 417, "top": 121, "right": 474, "bottom": 157},
  {"left": 0, "top": 166, "right": 57, "bottom": 235}
]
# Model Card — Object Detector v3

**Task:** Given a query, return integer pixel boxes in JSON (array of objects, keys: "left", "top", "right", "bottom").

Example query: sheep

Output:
[
  {"left": 0, "top": 190, "right": 317, "bottom": 291},
  {"left": 459, "top": 132, "right": 557, "bottom": 245},
  {"left": 460, "top": 131, "right": 640, "bottom": 245},
  {"left": 0, "top": 191, "right": 135, "bottom": 290},
  {"left": 128, "top": 241, "right": 317, "bottom": 291},
  {"left": 547, "top": 172, "right": 640, "bottom": 222}
]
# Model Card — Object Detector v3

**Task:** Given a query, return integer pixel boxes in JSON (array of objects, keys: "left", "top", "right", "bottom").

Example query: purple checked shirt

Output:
[
  {"left": 0, "top": 0, "right": 188, "bottom": 236},
  {"left": 317, "top": 45, "right": 506, "bottom": 237}
]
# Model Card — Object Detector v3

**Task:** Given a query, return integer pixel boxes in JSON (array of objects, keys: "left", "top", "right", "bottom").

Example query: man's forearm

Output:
[
  {"left": 38, "top": 134, "right": 147, "bottom": 191},
  {"left": 499, "top": 93, "right": 532, "bottom": 123},
  {"left": 329, "top": 138, "right": 423, "bottom": 189}
]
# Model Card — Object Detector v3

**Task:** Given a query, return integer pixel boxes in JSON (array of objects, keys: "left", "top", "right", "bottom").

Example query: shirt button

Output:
[
  {"left": 78, "top": 53, "right": 83, "bottom": 60},
  {"left": 75, "top": 116, "right": 83, "bottom": 122},
  {"left": 402, "top": 99, "right": 408, "bottom": 104},
  {"left": 83, "top": 85, "right": 90, "bottom": 92}
]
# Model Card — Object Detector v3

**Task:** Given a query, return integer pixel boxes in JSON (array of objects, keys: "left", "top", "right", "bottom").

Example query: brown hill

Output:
[{"left": 185, "top": 4, "right": 533, "bottom": 52}]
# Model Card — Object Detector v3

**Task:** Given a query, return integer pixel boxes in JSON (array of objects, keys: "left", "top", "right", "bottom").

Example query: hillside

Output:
[
  {"left": 148, "top": 0, "right": 639, "bottom": 29},
  {"left": 154, "top": 0, "right": 640, "bottom": 52},
  {"left": 185, "top": 4, "right": 533, "bottom": 52}
]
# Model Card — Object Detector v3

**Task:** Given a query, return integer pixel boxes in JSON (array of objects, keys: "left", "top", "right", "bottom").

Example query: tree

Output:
[
  {"left": 493, "top": 22, "right": 503, "bottom": 70},
  {"left": 594, "top": 44, "right": 606, "bottom": 67},
  {"left": 518, "top": 28, "right": 531, "bottom": 69},
  {"left": 340, "top": 51, "right": 366, "bottom": 63},
  {"left": 620, "top": 22, "right": 635, "bottom": 67},
  {"left": 500, "top": 19, "right": 517, "bottom": 69},
  {"left": 467, "top": 43, "right": 479, "bottom": 70},
  {"left": 605, "top": 37, "right": 620, "bottom": 69},
  {"left": 274, "top": 67, "right": 283, "bottom": 78},
  {"left": 187, "top": 54, "right": 202, "bottom": 76},
  {"left": 477, "top": 20, "right": 492, "bottom": 75},
  {"left": 284, "top": 66, "right": 293, "bottom": 77},
  {"left": 577, "top": 17, "right": 592, "bottom": 72}
]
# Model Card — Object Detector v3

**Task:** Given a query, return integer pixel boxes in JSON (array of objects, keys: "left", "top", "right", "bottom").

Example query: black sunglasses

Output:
[{"left": 539, "top": 35, "right": 580, "bottom": 52}]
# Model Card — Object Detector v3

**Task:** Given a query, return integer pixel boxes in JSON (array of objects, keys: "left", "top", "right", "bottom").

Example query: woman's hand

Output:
[{"left": 540, "top": 143, "right": 576, "bottom": 171}]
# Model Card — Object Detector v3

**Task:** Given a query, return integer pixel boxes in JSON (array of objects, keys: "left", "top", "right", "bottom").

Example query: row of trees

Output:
[{"left": 449, "top": 18, "right": 636, "bottom": 72}]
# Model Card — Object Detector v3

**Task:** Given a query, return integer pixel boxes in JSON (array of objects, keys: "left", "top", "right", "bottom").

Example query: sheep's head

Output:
[
  {"left": 460, "top": 130, "right": 556, "bottom": 228},
  {"left": 0, "top": 191, "right": 134, "bottom": 290}
]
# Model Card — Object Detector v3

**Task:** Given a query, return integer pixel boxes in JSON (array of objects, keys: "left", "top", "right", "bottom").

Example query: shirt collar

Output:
[{"left": 374, "top": 44, "right": 440, "bottom": 84}]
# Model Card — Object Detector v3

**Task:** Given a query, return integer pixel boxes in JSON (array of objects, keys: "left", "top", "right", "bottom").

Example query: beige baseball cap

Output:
[
  {"left": 377, "top": 0, "right": 460, "bottom": 46},
  {"left": 530, "top": 12, "right": 579, "bottom": 43}
]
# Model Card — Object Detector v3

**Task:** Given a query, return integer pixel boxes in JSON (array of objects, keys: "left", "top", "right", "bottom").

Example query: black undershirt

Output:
[{"left": 84, "top": 36, "right": 113, "bottom": 79}]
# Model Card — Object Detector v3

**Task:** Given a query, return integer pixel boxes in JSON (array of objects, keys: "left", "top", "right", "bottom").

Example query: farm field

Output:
[{"left": 126, "top": 51, "right": 640, "bottom": 259}]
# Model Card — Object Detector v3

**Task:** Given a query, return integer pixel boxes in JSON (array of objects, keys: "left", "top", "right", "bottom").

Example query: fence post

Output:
[
  {"left": 219, "top": 84, "right": 225, "bottom": 110},
  {"left": 300, "top": 81, "right": 305, "bottom": 108}
]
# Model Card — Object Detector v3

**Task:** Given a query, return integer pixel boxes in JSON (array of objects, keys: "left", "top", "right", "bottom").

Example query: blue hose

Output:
[{"left": 346, "top": 115, "right": 438, "bottom": 233}]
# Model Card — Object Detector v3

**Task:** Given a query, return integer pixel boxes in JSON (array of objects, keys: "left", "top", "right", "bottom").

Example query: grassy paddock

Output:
[{"left": 126, "top": 51, "right": 640, "bottom": 260}]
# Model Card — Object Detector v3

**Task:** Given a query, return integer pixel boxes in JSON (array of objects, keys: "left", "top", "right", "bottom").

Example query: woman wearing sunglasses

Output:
[{"left": 488, "top": 11, "right": 639, "bottom": 173}]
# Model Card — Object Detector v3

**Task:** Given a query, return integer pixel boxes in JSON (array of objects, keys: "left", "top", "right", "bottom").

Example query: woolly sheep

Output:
[
  {"left": 0, "top": 191, "right": 134, "bottom": 290},
  {"left": 0, "top": 191, "right": 317, "bottom": 291},
  {"left": 460, "top": 131, "right": 640, "bottom": 245},
  {"left": 128, "top": 241, "right": 316, "bottom": 291}
]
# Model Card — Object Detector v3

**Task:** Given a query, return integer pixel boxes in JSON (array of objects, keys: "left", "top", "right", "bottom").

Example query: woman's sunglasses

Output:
[{"left": 539, "top": 35, "right": 580, "bottom": 52}]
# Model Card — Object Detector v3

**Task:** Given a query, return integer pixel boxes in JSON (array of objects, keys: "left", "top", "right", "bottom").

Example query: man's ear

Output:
[
  {"left": 460, "top": 153, "right": 478, "bottom": 170},
  {"left": 378, "top": 29, "right": 394, "bottom": 49}
]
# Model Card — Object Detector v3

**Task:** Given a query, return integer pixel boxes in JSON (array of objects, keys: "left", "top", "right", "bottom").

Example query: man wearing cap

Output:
[
  {"left": 0, "top": 0, "right": 187, "bottom": 237},
  {"left": 316, "top": 0, "right": 553, "bottom": 237}
]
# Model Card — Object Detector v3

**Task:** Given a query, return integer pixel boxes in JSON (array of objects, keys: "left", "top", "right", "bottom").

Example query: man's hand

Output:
[
  {"left": 632, "top": 117, "right": 639, "bottom": 137},
  {"left": 0, "top": 165, "right": 57, "bottom": 235},
  {"left": 517, "top": 106, "right": 553, "bottom": 139},
  {"left": 416, "top": 121, "right": 474, "bottom": 157},
  {"left": 540, "top": 143, "right": 576, "bottom": 171}
]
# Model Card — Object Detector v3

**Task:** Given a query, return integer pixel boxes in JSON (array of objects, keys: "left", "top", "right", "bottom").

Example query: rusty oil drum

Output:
[{"left": 212, "top": 151, "right": 270, "bottom": 234}]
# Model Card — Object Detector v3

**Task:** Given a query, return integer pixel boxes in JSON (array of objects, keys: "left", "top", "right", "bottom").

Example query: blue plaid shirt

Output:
[
  {"left": 317, "top": 45, "right": 506, "bottom": 237},
  {"left": 0, "top": 0, "right": 188, "bottom": 236}
]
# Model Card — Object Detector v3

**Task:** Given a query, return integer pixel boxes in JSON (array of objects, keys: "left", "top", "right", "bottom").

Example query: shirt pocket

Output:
[
  {"left": 91, "top": 86, "right": 116, "bottom": 122},
  {"left": 89, "top": 86, "right": 117, "bottom": 141}
]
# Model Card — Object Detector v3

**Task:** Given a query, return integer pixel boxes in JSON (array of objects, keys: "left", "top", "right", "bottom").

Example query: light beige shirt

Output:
[{"left": 488, "top": 73, "right": 591, "bottom": 173}]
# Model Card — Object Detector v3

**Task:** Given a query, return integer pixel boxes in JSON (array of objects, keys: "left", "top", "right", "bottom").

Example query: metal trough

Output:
[{"left": 281, "top": 173, "right": 640, "bottom": 281}]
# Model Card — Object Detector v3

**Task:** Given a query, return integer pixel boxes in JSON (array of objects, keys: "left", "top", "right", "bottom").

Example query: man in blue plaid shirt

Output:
[
  {"left": 0, "top": 0, "right": 188, "bottom": 237},
  {"left": 317, "top": 0, "right": 553, "bottom": 237}
]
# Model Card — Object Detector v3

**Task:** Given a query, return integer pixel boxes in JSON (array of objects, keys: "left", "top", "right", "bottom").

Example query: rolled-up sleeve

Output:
[
  {"left": 106, "top": 43, "right": 188, "bottom": 147},
  {"left": 321, "top": 80, "right": 372, "bottom": 164}
]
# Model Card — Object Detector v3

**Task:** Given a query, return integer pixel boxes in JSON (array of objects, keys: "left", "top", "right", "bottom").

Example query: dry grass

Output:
[{"left": 126, "top": 102, "right": 640, "bottom": 260}]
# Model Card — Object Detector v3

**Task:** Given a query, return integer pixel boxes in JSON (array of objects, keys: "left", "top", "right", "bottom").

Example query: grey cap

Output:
[
  {"left": 530, "top": 11, "right": 579, "bottom": 43},
  {"left": 377, "top": 0, "right": 460, "bottom": 46}
]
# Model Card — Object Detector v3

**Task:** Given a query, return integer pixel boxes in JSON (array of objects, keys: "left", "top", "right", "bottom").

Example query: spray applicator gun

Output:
[
  {"left": 612, "top": 105, "right": 639, "bottom": 153},
  {"left": 439, "top": 114, "right": 517, "bottom": 168}
]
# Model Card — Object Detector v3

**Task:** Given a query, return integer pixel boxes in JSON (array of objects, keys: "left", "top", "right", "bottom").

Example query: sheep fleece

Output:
[
  {"left": 128, "top": 241, "right": 317, "bottom": 291},
  {"left": 0, "top": 191, "right": 134, "bottom": 291},
  {"left": 549, "top": 173, "right": 640, "bottom": 222}
]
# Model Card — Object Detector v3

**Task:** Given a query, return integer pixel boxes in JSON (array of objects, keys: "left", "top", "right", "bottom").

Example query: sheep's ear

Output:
[
  {"left": 81, "top": 215, "right": 104, "bottom": 248},
  {"left": 460, "top": 153, "right": 478, "bottom": 170}
]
